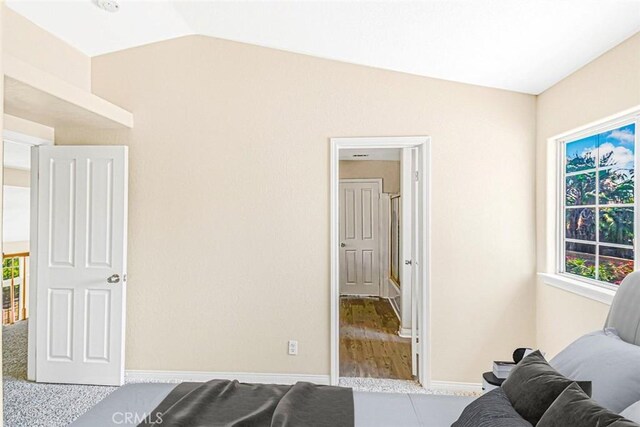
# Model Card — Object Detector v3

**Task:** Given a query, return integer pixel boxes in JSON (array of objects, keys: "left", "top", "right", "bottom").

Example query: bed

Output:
[
  {"left": 453, "top": 271, "right": 640, "bottom": 427},
  {"left": 72, "top": 272, "right": 640, "bottom": 426},
  {"left": 71, "top": 381, "right": 475, "bottom": 426}
]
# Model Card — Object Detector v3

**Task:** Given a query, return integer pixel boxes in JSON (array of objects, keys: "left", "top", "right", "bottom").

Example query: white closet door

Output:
[{"left": 339, "top": 180, "right": 381, "bottom": 296}]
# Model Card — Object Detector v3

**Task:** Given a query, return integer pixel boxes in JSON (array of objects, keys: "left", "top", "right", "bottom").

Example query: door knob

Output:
[
  {"left": 107, "top": 274, "right": 121, "bottom": 284},
  {"left": 340, "top": 242, "right": 346, "bottom": 248}
]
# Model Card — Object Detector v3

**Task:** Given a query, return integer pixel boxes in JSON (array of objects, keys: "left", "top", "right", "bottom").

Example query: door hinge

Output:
[{"left": 414, "top": 171, "right": 419, "bottom": 182}]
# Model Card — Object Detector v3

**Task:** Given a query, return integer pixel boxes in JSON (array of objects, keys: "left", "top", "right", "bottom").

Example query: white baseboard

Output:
[
  {"left": 398, "top": 327, "right": 412, "bottom": 338},
  {"left": 387, "top": 279, "right": 401, "bottom": 297},
  {"left": 387, "top": 280, "right": 402, "bottom": 322},
  {"left": 429, "top": 380, "right": 483, "bottom": 393},
  {"left": 125, "top": 370, "right": 481, "bottom": 394},
  {"left": 389, "top": 300, "right": 401, "bottom": 322},
  {"left": 125, "top": 370, "right": 331, "bottom": 386}
]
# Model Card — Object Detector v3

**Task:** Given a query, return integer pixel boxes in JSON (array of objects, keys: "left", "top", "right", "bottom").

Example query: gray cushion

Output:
[
  {"left": 502, "top": 350, "right": 591, "bottom": 426},
  {"left": 621, "top": 401, "right": 640, "bottom": 424},
  {"left": 550, "top": 328, "right": 640, "bottom": 413},
  {"left": 537, "top": 382, "right": 638, "bottom": 427},
  {"left": 452, "top": 388, "right": 531, "bottom": 427},
  {"left": 606, "top": 271, "right": 640, "bottom": 346}
]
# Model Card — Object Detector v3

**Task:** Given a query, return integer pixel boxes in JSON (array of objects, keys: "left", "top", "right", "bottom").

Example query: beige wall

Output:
[
  {"left": 0, "top": 5, "right": 633, "bottom": 385},
  {"left": 4, "top": 167, "right": 29, "bottom": 187},
  {"left": 4, "top": 114, "right": 54, "bottom": 142},
  {"left": 339, "top": 160, "right": 400, "bottom": 193},
  {"left": 3, "top": 241, "right": 28, "bottom": 254},
  {"left": 56, "top": 35, "right": 536, "bottom": 383},
  {"left": 3, "top": 6, "right": 91, "bottom": 90},
  {"left": 536, "top": 33, "right": 640, "bottom": 357}
]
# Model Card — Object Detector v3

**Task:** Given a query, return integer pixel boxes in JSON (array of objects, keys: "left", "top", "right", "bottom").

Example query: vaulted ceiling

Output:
[{"left": 6, "top": 0, "right": 640, "bottom": 94}]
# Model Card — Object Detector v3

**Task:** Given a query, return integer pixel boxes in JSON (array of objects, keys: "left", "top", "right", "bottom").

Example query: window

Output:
[
  {"left": 2, "top": 257, "right": 21, "bottom": 311},
  {"left": 561, "top": 121, "right": 637, "bottom": 286},
  {"left": 2, "top": 257, "right": 20, "bottom": 281}
]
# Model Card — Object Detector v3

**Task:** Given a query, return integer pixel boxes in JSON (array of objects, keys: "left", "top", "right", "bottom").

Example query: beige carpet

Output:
[{"left": 3, "top": 320, "right": 117, "bottom": 427}]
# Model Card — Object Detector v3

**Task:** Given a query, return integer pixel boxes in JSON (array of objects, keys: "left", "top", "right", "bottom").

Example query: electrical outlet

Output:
[{"left": 288, "top": 340, "right": 298, "bottom": 355}]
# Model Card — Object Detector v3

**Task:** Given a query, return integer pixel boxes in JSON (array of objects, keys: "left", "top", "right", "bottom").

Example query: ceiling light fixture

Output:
[{"left": 96, "top": 0, "right": 120, "bottom": 13}]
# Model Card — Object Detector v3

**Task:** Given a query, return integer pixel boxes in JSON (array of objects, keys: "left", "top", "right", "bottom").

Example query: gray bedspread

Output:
[
  {"left": 71, "top": 382, "right": 475, "bottom": 426},
  {"left": 138, "top": 380, "right": 353, "bottom": 427}
]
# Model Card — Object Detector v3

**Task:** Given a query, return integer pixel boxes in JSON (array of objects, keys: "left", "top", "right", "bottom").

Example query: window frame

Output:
[
  {"left": 2, "top": 257, "right": 20, "bottom": 281},
  {"left": 557, "top": 115, "right": 640, "bottom": 290}
]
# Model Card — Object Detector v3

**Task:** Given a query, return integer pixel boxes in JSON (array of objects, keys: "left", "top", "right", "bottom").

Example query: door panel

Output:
[
  {"left": 339, "top": 180, "right": 381, "bottom": 295},
  {"left": 362, "top": 250, "right": 373, "bottom": 284},
  {"left": 345, "top": 189, "right": 356, "bottom": 239},
  {"left": 48, "top": 288, "right": 73, "bottom": 360},
  {"left": 86, "top": 158, "right": 114, "bottom": 267},
  {"left": 35, "top": 146, "right": 128, "bottom": 386},
  {"left": 345, "top": 250, "right": 357, "bottom": 284},
  {"left": 362, "top": 189, "right": 373, "bottom": 239},
  {"left": 49, "top": 158, "right": 76, "bottom": 267},
  {"left": 84, "top": 289, "right": 111, "bottom": 362}
]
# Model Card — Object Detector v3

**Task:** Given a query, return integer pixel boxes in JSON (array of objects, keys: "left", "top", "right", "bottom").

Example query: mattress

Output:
[{"left": 70, "top": 382, "right": 475, "bottom": 427}]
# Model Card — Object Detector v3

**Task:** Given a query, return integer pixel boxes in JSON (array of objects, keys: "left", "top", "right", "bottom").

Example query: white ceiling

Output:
[
  {"left": 340, "top": 148, "right": 400, "bottom": 161},
  {"left": 6, "top": 0, "right": 640, "bottom": 94}
]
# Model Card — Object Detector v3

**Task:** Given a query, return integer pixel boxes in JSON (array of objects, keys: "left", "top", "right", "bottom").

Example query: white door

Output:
[
  {"left": 401, "top": 147, "right": 420, "bottom": 377},
  {"left": 339, "top": 179, "right": 381, "bottom": 296},
  {"left": 32, "top": 146, "right": 128, "bottom": 386},
  {"left": 409, "top": 148, "right": 420, "bottom": 378}
]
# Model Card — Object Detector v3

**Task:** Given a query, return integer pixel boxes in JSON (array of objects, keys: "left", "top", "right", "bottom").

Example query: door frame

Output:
[
  {"left": 399, "top": 148, "right": 414, "bottom": 338},
  {"left": 330, "top": 136, "right": 431, "bottom": 386},
  {"left": 338, "top": 178, "right": 383, "bottom": 297},
  {"left": 27, "top": 147, "right": 38, "bottom": 381}
]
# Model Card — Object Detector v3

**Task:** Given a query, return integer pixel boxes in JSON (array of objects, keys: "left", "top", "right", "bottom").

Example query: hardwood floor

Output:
[{"left": 339, "top": 296, "right": 412, "bottom": 380}]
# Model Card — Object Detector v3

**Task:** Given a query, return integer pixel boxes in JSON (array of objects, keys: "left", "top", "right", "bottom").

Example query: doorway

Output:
[
  {"left": 1, "top": 132, "right": 129, "bottom": 425},
  {"left": 0, "top": 131, "right": 129, "bottom": 386},
  {"left": 330, "top": 136, "right": 431, "bottom": 387},
  {"left": 28, "top": 145, "right": 129, "bottom": 386},
  {"left": 2, "top": 129, "right": 52, "bottom": 385}
]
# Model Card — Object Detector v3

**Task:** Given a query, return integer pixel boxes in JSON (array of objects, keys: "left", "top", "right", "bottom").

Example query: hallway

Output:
[{"left": 339, "top": 297, "right": 412, "bottom": 380}]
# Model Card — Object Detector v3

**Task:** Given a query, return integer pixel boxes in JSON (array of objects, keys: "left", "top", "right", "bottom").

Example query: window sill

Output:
[{"left": 538, "top": 273, "right": 615, "bottom": 305}]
